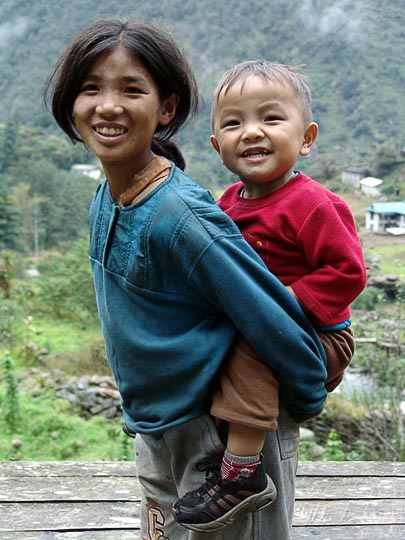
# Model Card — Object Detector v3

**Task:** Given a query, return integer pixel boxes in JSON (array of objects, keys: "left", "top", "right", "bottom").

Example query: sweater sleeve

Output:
[
  {"left": 291, "top": 198, "right": 367, "bottom": 327},
  {"left": 188, "top": 233, "right": 328, "bottom": 422}
]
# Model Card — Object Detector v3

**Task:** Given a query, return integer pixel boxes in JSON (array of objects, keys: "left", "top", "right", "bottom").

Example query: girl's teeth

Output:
[{"left": 96, "top": 127, "right": 125, "bottom": 136}]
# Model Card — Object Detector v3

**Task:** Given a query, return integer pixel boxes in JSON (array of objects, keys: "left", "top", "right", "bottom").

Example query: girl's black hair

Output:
[{"left": 44, "top": 17, "right": 198, "bottom": 169}]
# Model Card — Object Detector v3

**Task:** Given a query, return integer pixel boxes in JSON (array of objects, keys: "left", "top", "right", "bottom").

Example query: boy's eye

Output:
[
  {"left": 223, "top": 119, "right": 240, "bottom": 127},
  {"left": 265, "top": 115, "right": 282, "bottom": 122}
]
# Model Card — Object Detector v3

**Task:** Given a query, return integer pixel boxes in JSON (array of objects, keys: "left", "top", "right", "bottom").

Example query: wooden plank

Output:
[
  {"left": 297, "top": 461, "right": 405, "bottom": 477},
  {"left": 295, "top": 475, "right": 405, "bottom": 499},
  {"left": 0, "top": 502, "right": 140, "bottom": 531},
  {"left": 2, "top": 474, "right": 404, "bottom": 502},
  {"left": 2, "top": 460, "right": 404, "bottom": 478},
  {"left": 0, "top": 527, "right": 403, "bottom": 540},
  {"left": 0, "top": 461, "right": 137, "bottom": 478},
  {"left": 294, "top": 499, "right": 405, "bottom": 526},
  {"left": 1, "top": 499, "right": 403, "bottom": 532},
  {"left": 293, "top": 525, "right": 405, "bottom": 539},
  {"left": 0, "top": 533, "right": 136, "bottom": 540},
  {"left": 0, "top": 476, "right": 140, "bottom": 502}
]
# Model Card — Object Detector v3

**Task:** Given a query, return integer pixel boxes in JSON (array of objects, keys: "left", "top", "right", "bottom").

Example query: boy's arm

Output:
[{"left": 291, "top": 200, "right": 367, "bottom": 327}]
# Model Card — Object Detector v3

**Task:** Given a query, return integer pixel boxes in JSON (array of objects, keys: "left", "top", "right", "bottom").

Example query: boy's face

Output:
[{"left": 211, "top": 75, "right": 317, "bottom": 198}]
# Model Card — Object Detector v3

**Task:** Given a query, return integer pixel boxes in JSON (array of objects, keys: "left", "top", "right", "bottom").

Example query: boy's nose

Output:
[{"left": 242, "top": 123, "right": 264, "bottom": 141}]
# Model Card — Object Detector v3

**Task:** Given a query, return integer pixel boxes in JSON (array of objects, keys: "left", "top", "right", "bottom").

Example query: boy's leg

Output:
[
  {"left": 211, "top": 334, "right": 279, "bottom": 432},
  {"left": 135, "top": 409, "right": 298, "bottom": 540},
  {"left": 319, "top": 327, "right": 355, "bottom": 392}
]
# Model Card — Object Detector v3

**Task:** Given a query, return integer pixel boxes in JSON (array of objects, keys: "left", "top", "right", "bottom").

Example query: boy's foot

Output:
[{"left": 171, "top": 462, "right": 276, "bottom": 532}]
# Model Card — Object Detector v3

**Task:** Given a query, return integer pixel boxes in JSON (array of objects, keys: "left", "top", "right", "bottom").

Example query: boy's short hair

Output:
[{"left": 211, "top": 60, "right": 313, "bottom": 129}]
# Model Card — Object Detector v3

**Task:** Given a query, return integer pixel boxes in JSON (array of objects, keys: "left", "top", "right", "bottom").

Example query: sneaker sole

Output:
[{"left": 177, "top": 474, "right": 277, "bottom": 533}]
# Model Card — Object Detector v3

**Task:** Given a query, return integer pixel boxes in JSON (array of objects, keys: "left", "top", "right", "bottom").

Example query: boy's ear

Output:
[
  {"left": 159, "top": 93, "right": 180, "bottom": 125},
  {"left": 300, "top": 122, "right": 318, "bottom": 157},
  {"left": 210, "top": 135, "right": 221, "bottom": 155}
]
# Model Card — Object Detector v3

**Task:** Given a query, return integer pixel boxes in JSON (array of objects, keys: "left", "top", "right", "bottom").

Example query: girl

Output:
[{"left": 45, "top": 17, "right": 327, "bottom": 540}]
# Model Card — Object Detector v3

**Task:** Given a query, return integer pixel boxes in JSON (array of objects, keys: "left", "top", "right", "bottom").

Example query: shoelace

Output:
[{"left": 196, "top": 469, "right": 223, "bottom": 497}]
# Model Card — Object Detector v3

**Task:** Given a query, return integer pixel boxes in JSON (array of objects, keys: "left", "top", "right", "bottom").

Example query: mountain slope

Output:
[{"left": 0, "top": 0, "right": 403, "bottom": 184}]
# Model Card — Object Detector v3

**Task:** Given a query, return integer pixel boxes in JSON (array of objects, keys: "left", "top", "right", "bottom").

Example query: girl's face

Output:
[{"left": 73, "top": 45, "right": 178, "bottom": 181}]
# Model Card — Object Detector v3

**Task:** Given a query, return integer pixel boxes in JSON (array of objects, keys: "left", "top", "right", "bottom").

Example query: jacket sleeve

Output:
[
  {"left": 291, "top": 199, "right": 367, "bottom": 327},
  {"left": 189, "top": 233, "right": 328, "bottom": 422}
]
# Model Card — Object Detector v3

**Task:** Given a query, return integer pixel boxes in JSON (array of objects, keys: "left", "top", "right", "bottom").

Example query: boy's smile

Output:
[{"left": 211, "top": 75, "right": 317, "bottom": 198}]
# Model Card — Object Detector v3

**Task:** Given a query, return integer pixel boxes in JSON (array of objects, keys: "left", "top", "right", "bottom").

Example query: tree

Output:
[
  {"left": 0, "top": 116, "right": 19, "bottom": 174},
  {"left": 0, "top": 182, "right": 20, "bottom": 251},
  {"left": 374, "top": 146, "right": 401, "bottom": 177}
]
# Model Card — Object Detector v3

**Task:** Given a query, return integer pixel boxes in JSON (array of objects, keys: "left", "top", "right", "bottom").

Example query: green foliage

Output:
[
  {"left": 0, "top": 120, "right": 97, "bottom": 253},
  {"left": 0, "top": 352, "right": 20, "bottom": 433},
  {"left": 0, "top": 390, "right": 133, "bottom": 461},
  {"left": 0, "top": 116, "right": 19, "bottom": 173},
  {"left": 322, "top": 429, "right": 347, "bottom": 461},
  {"left": 374, "top": 146, "right": 401, "bottom": 177},
  {"left": 35, "top": 239, "right": 97, "bottom": 322},
  {"left": 0, "top": 181, "right": 20, "bottom": 251},
  {"left": 351, "top": 287, "right": 383, "bottom": 310}
]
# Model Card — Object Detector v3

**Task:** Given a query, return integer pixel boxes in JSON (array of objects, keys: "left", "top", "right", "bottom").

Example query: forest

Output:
[{"left": 0, "top": 0, "right": 404, "bottom": 461}]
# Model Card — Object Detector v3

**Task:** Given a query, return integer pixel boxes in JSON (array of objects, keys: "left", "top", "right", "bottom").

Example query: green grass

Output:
[
  {"left": 4, "top": 315, "right": 110, "bottom": 377},
  {"left": 0, "top": 390, "right": 134, "bottom": 461},
  {"left": 363, "top": 244, "right": 405, "bottom": 275},
  {"left": 27, "top": 318, "right": 100, "bottom": 355}
]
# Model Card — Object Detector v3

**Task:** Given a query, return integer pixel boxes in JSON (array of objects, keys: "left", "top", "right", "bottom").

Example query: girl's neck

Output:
[{"left": 103, "top": 152, "right": 154, "bottom": 201}]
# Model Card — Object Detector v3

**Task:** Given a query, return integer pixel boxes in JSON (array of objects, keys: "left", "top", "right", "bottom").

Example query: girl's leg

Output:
[
  {"left": 172, "top": 335, "right": 279, "bottom": 531},
  {"left": 136, "top": 415, "right": 225, "bottom": 540}
]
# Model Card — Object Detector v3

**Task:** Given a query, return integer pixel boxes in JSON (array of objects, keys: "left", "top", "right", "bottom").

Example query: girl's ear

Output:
[
  {"left": 159, "top": 93, "right": 180, "bottom": 125},
  {"left": 300, "top": 122, "right": 318, "bottom": 157}
]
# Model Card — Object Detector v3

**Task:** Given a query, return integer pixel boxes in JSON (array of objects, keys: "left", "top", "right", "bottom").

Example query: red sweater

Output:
[{"left": 217, "top": 172, "right": 367, "bottom": 328}]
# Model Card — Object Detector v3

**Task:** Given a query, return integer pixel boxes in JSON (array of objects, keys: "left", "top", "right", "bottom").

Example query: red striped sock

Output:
[{"left": 220, "top": 450, "right": 261, "bottom": 479}]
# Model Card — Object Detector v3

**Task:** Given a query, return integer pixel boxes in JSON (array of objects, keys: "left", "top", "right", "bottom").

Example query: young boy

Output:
[{"left": 173, "top": 61, "right": 367, "bottom": 531}]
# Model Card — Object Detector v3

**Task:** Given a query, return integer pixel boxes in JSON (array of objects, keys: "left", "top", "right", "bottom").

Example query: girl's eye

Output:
[
  {"left": 80, "top": 84, "right": 99, "bottom": 93},
  {"left": 265, "top": 115, "right": 282, "bottom": 122},
  {"left": 125, "top": 86, "right": 143, "bottom": 95}
]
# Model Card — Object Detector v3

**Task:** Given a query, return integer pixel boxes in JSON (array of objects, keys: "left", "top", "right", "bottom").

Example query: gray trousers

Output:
[{"left": 135, "top": 406, "right": 299, "bottom": 540}]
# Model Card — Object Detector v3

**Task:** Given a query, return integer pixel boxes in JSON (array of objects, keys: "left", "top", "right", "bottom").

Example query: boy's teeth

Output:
[
  {"left": 96, "top": 127, "right": 125, "bottom": 136},
  {"left": 244, "top": 150, "right": 268, "bottom": 157}
]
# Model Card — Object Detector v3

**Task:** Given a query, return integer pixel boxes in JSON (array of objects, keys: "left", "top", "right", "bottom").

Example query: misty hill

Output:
[{"left": 0, "top": 0, "right": 404, "bottom": 186}]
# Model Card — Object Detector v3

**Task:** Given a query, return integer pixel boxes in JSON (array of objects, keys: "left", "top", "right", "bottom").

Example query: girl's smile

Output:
[{"left": 73, "top": 45, "right": 177, "bottom": 197}]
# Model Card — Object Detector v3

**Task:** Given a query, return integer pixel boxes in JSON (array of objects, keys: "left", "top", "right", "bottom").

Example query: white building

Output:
[
  {"left": 365, "top": 202, "right": 405, "bottom": 233},
  {"left": 341, "top": 167, "right": 365, "bottom": 187},
  {"left": 71, "top": 164, "right": 102, "bottom": 180},
  {"left": 360, "top": 177, "right": 383, "bottom": 198}
]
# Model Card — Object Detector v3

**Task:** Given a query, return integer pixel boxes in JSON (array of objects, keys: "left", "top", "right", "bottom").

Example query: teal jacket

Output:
[{"left": 89, "top": 164, "right": 327, "bottom": 435}]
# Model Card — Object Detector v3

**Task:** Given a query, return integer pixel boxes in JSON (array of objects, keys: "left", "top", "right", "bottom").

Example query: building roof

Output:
[
  {"left": 360, "top": 176, "right": 383, "bottom": 187},
  {"left": 366, "top": 202, "right": 405, "bottom": 215}
]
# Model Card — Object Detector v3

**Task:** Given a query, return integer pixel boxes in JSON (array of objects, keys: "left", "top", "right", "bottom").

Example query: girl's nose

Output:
[{"left": 95, "top": 98, "right": 124, "bottom": 116}]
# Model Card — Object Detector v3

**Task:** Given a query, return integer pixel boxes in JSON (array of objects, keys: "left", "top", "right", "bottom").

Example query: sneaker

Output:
[{"left": 172, "top": 462, "right": 276, "bottom": 532}]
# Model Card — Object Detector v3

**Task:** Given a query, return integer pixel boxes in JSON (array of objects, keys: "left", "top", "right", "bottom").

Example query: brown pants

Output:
[{"left": 210, "top": 327, "right": 355, "bottom": 431}]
